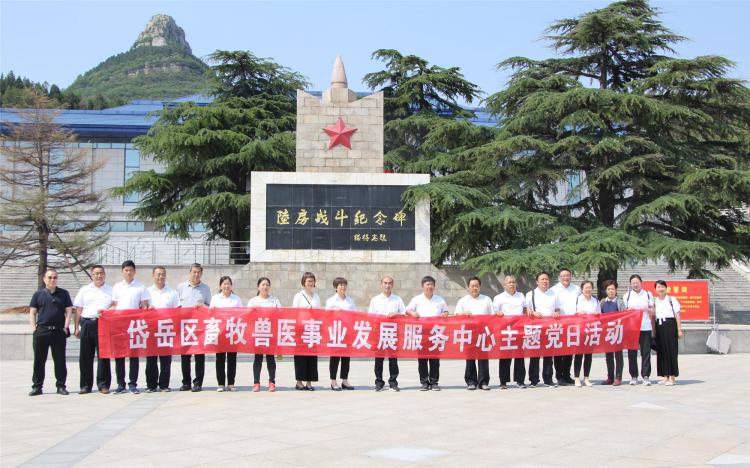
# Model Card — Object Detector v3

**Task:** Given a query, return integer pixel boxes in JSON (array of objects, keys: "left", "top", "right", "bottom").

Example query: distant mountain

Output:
[{"left": 66, "top": 14, "right": 209, "bottom": 102}]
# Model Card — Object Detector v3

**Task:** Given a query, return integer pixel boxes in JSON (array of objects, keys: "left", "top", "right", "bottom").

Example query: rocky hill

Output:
[{"left": 66, "top": 14, "right": 209, "bottom": 102}]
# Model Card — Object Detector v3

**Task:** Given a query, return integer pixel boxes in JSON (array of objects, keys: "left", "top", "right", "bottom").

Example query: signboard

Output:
[
  {"left": 642, "top": 279, "right": 710, "bottom": 321},
  {"left": 265, "top": 184, "right": 415, "bottom": 251}
]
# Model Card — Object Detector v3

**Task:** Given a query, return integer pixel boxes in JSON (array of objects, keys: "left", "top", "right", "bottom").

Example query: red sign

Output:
[
  {"left": 98, "top": 308, "right": 641, "bottom": 359},
  {"left": 642, "top": 280, "right": 710, "bottom": 321}
]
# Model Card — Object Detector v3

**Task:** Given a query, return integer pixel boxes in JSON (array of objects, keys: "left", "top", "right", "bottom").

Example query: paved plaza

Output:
[{"left": 1, "top": 354, "right": 749, "bottom": 467}]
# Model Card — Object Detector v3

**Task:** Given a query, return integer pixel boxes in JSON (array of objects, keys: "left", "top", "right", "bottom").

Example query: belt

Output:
[
  {"left": 657, "top": 317, "right": 676, "bottom": 325},
  {"left": 37, "top": 324, "right": 62, "bottom": 330},
  {"left": 81, "top": 317, "right": 98, "bottom": 322}
]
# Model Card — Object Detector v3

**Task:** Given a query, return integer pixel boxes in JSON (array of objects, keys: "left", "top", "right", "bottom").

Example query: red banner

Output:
[
  {"left": 642, "top": 279, "right": 710, "bottom": 321},
  {"left": 98, "top": 308, "right": 641, "bottom": 359}
]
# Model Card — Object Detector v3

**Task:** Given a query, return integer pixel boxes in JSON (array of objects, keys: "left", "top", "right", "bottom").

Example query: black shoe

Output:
[
  {"left": 179, "top": 384, "right": 191, "bottom": 391},
  {"left": 79, "top": 387, "right": 91, "bottom": 395},
  {"left": 557, "top": 380, "right": 571, "bottom": 387},
  {"left": 307, "top": 385, "right": 315, "bottom": 391},
  {"left": 99, "top": 388, "right": 110, "bottom": 394},
  {"left": 431, "top": 384, "right": 441, "bottom": 391},
  {"left": 145, "top": 387, "right": 157, "bottom": 393},
  {"left": 420, "top": 384, "right": 430, "bottom": 391},
  {"left": 57, "top": 387, "right": 69, "bottom": 395},
  {"left": 191, "top": 385, "right": 202, "bottom": 392},
  {"left": 129, "top": 387, "right": 140, "bottom": 394},
  {"left": 28, "top": 388, "right": 42, "bottom": 396},
  {"left": 375, "top": 384, "right": 385, "bottom": 392},
  {"left": 390, "top": 385, "right": 400, "bottom": 392},
  {"left": 500, "top": 384, "right": 508, "bottom": 390},
  {"left": 565, "top": 377, "right": 576, "bottom": 385},
  {"left": 113, "top": 386, "right": 126, "bottom": 394},
  {"left": 529, "top": 382, "right": 538, "bottom": 388},
  {"left": 159, "top": 387, "right": 171, "bottom": 393},
  {"left": 295, "top": 383, "right": 306, "bottom": 391},
  {"left": 341, "top": 383, "right": 354, "bottom": 390},
  {"left": 331, "top": 384, "right": 342, "bottom": 391}
]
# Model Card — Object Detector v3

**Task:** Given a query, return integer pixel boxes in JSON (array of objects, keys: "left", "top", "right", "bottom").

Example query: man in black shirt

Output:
[{"left": 28, "top": 268, "right": 73, "bottom": 396}]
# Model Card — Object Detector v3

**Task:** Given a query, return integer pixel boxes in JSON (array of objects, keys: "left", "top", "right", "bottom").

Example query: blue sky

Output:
[{"left": 1, "top": 0, "right": 748, "bottom": 104}]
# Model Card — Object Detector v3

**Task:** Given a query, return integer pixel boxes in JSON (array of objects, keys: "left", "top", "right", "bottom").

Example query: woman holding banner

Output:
[
  {"left": 325, "top": 277, "right": 357, "bottom": 391},
  {"left": 573, "top": 281, "right": 599, "bottom": 387},
  {"left": 292, "top": 272, "right": 320, "bottom": 391},
  {"left": 209, "top": 276, "right": 242, "bottom": 392},
  {"left": 247, "top": 277, "right": 281, "bottom": 392},
  {"left": 653, "top": 280, "right": 683, "bottom": 386},
  {"left": 600, "top": 280, "right": 626, "bottom": 386}
]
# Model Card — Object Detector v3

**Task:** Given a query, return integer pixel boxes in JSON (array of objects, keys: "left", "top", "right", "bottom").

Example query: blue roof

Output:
[{"left": 1, "top": 93, "right": 499, "bottom": 140}]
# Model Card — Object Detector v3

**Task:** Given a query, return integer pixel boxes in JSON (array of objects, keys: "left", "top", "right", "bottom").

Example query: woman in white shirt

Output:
[
  {"left": 573, "top": 281, "right": 600, "bottom": 387},
  {"left": 325, "top": 277, "right": 357, "bottom": 391},
  {"left": 247, "top": 277, "right": 282, "bottom": 392},
  {"left": 292, "top": 272, "right": 320, "bottom": 391},
  {"left": 210, "top": 276, "right": 243, "bottom": 392},
  {"left": 653, "top": 280, "right": 683, "bottom": 386}
]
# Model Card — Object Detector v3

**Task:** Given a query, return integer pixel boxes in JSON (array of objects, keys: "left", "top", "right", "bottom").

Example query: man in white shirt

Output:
[
  {"left": 110, "top": 260, "right": 150, "bottom": 394},
  {"left": 406, "top": 276, "right": 448, "bottom": 391},
  {"left": 73, "top": 265, "right": 113, "bottom": 394},
  {"left": 176, "top": 263, "right": 211, "bottom": 392},
  {"left": 368, "top": 275, "right": 405, "bottom": 392},
  {"left": 623, "top": 274, "right": 655, "bottom": 385},
  {"left": 455, "top": 276, "right": 494, "bottom": 390},
  {"left": 145, "top": 266, "right": 180, "bottom": 393},
  {"left": 493, "top": 275, "right": 527, "bottom": 389},
  {"left": 525, "top": 271, "right": 560, "bottom": 387},
  {"left": 551, "top": 268, "right": 580, "bottom": 386}
]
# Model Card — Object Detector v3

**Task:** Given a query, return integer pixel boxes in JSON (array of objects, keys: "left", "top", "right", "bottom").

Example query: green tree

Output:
[
  {"left": 406, "top": 0, "right": 750, "bottom": 292},
  {"left": 113, "top": 51, "right": 308, "bottom": 253}
]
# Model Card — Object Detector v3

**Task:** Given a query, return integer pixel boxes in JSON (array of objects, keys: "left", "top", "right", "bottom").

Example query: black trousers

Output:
[
  {"left": 253, "top": 354, "right": 276, "bottom": 384},
  {"left": 554, "top": 355, "right": 573, "bottom": 381},
  {"left": 606, "top": 350, "right": 624, "bottom": 380},
  {"left": 528, "top": 357, "right": 554, "bottom": 384},
  {"left": 79, "top": 318, "right": 110, "bottom": 390},
  {"left": 374, "top": 357, "right": 399, "bottom": 387},
  {"left": 499, "top": 358, "right": 526, "bottom": 385},
  {"left": 145, "top": 355, "right": 171, "bottom": 390},
  {"left": 294, "top": 355, "right": 318, "bottom": 381},
  {"left": 464, "top": 359, "right": 490, "bottom": 386},
  {"left": 656, "top": 318, "right": 679, "bottom": 377},
  {"left": 32, "top": 326, "right": 67, "bottom": 390},
  {"left": 329, "top": 356, "right": 350, "bottom": 380},
  {"left": 216, "top": 352, "right": 237, "bottom": 386},
  {"left": 418, "top": 358, "right": 440, "bottom": 385},
  {"left": 574, "top": 354, "right": 592, "bottom": 378},
  {"left": 115, "top": 357, "right": 139, "bottom": 388},
  {"left": 628, "top": 330, "right": 652, "bottom": 378},
  {"left": 181, "top": 354, "right": 205, "bottom": 386}
]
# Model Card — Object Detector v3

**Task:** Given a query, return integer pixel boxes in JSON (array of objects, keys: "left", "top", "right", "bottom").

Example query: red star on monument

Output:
[{"left": 323, "top": 117, "right": 357, "bottom": 150}]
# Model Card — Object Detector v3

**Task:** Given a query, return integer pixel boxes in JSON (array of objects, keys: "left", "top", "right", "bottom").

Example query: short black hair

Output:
[
  {"left": 421, "top": 275, "right": 436, "bottom": 286},
  {"left": 629, "top": 274, "right": 643, "bottom": 282},
  {"left": 189, "top": 263, "right": 203, "bottom": 272},
  {"left": 655, "top": 279, "right": 668, "bottom": 288},
  {"left": 121, "top": 260, "right": 136, "bottom": 270},
  {"left": 333, "top": 277, "right": 348, "bottom": 289},
  {"left": 219, "top": 276, "right": 233, "bottom": 287},
  {"left": 91, "top": 265, "right": 105, "bottom": 273},
  {"left": 603, "top": 279, "right": 618, "bottom": 289},
  {"left": 536, "top": 271, "right": 551, "bottom": 281},
  {"left": 559, "top": 268, "right": 572, "bottom": 275},
  {"left": 468, "top": 276, "right": 481, "bottom": 286}
]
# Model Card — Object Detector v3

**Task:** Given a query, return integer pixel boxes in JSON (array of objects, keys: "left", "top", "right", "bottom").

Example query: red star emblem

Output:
[{"left": 323, "top": 117, "right": 357, "bottom": 150}]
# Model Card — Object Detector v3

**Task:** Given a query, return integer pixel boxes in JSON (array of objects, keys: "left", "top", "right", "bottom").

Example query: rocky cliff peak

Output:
[{"left": 132, "top": 14, "right": 192, "bottom": 54}]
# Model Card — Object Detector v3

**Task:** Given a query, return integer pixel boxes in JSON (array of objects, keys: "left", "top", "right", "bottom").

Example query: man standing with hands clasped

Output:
[
  {"left": 73, "top": 265, "right": 113, "bottom": 394},
  {"left": 455, "top": 276, "right": 494, "bottom": 391},
  {"left": 176, "top": 263, "right": 211, "bottom": 392},
  {"left": 551, "top": 268, "right": 580, "bottom": 386},
  {"left": 28, "top": 268, "right": 73, "bottom": 396},
  {"left": 406, "top": 276, "right": 449, "bottom": 392},
  {"left": 368, "top": 275, "right": 406, "bottom": 392},
  {"left": 146, "top": 266, "right": 180, "bottom": 392},
  {"left": 525, "top": 272, "right": 561, "bottom": 388}
]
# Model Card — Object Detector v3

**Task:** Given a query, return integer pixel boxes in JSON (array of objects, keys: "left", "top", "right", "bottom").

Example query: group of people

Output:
[{"left": 28, "top": 263, "right": 684, "bottom": 396}]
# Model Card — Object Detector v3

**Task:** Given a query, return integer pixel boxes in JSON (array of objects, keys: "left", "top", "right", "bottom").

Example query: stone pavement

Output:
[{"left": 1, "top": 355, "right": 749, "bottom": 467}]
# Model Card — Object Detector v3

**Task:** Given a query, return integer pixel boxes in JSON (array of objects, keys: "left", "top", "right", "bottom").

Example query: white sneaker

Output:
[
  {"left": 583, "top": 377, "right": 593, "bottom": 387},
  {"left": 637, "top": 377, "right": 644, "bottom": 384},
  {"left": 644, "top": 379, "right": 651, "bottom": 386},
  {"left": 574, "top": 378, "right": 582, "bottom": 387},
  {"left": 217, "top": 386, "right": 225, "bottom": 392},
  {"left": 629, "top": 379, "right": 637, "bottom": 386}
]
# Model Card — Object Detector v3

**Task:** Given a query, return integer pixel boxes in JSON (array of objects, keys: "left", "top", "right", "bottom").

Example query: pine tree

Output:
[
  {"left": 113, "top": 51, "right": 309, "bottom": 258},
  {"left": 0, "top": 92, "right": 110, "bottom": 287},
  {"left": 407, "top": 0, "right": 750, "bottom": 292}
]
